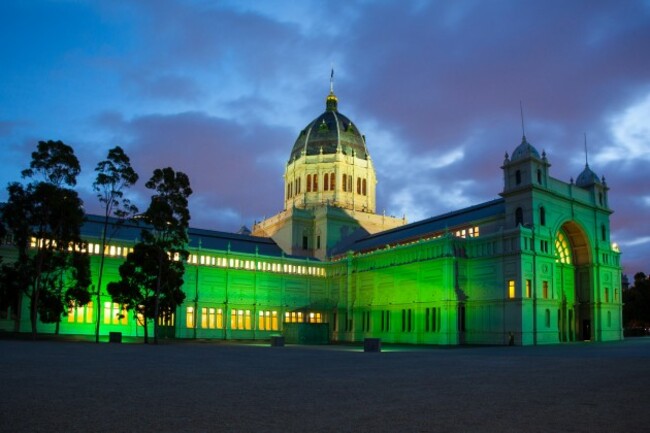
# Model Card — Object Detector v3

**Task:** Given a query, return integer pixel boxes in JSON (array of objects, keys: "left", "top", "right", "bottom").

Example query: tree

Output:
[
  {"left": 623, "top": 272, "right": 650, "bottom": 331},
  {"left": 0, "top": 140, "right": 91, "bottom": 338},
  {"left": 92, "top": 146, "right": 139, "bottom": 342},
  {"left": 108, "top": 167, "right": 192, "bottom": 344}
]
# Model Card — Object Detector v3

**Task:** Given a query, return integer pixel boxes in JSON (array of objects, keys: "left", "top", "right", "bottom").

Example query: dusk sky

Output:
[{"left": 1, "top": 1, "right": 649, "bottom": 275}]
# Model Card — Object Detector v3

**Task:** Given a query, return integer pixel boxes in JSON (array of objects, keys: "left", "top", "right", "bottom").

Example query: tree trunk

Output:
[
  {"left": 95, "top": 215, "right": 109, "bottom": 343},
  {"left": 143, "top": 313, "right": 149, "bottom": 344},
  {"left": 153, "top": 250, "right": 164, "bottom": 345}
]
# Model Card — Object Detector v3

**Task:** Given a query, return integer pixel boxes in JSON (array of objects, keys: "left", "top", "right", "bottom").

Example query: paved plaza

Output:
[{"left": 1, "top": 337, "right": 649, "bottom": 432}]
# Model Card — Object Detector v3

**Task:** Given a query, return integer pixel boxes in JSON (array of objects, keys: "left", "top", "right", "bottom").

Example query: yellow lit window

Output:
[
  {"left": 508, "top": 280, "right": 516, "bottom": 299},
  {"left": 543, "top": 281, "right": 549, "bottom": 299},
  {"left": 525, "top": 280, "right": 531, "bottom": 298},
  {"left": 103, "top": 302, "right": 127, "bottom": 325},
  {"left": 555, "top": 231, "right": 572, "bottom": 264},
  {"left": 186, "top": 307, "right": 195, "bottom": 328}
]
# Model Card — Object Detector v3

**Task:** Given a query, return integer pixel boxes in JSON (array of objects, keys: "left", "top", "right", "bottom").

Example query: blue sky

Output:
[{"left": 1, "top": 0, "right": 649, "bottom": 275}]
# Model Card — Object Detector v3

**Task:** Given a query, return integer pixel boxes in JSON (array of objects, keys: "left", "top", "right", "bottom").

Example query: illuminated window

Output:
[
  {"left": 258, "top": 310, "right": 279, "bottom": 331},
  {"left": 201, "top": 307, "right": 220, "bottom": 329},
  {"left": 67, "top": 301, "right": 94, "bottom": 324},
  {"left": 284, "top": 311, "right": 304, "bottom": 323},
  {"left": 308, "top": 312, "right": 323, "bottom": 323},
  {"left": 508, "top": 280, "right": 516, "bottom": 299},
  {"left": 543, "top": 281, "right": 549, "bottom": 299},
  {"left": 158, "top": 310, "right": 175, "bottom": 326},
  {"left": 186, "top": 307, "right": 195, "bottom": 328},
  {"left": 555, "top": 231, "right": 572, "bottom": 264},
  {"left": 230, "top": 309, "right": 252, "bottom": 330},
  {"left": 614, "top": 289, "right": 619, "bottom": 302},
  {"left": 525, "top": 280, "right": 532, "bottom": 298},
  {"left": 103, "top": 302, "right": 127, "bottom": 325}
]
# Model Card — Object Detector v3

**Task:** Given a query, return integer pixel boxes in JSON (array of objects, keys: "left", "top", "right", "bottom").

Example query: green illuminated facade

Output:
[{"left": 0, "top": 90, "right": 623, "bottom": 345}]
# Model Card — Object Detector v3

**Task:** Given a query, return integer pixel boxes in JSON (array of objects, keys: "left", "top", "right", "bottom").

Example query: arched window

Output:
[
  {"left": 555, "top": 231, "right": 572, "bottom": 264},
  {"left": 537, "top": 169, "right": 542, "bottom": 184},
  {"left": 313, "top": 174, "right": 318, "bottom": 191},
  {"left": 515, "top": 207, "right": 523, "bottom": 226},
  {"left": 357, "top": 177, "right": 361, "bottom": 194},
  {"left": 342, "top": 174, "right": 347, "bottom": 192},
  {"left": 307, "top": 174, "right": 312, "bottom": 192},
  {"left": 362, "top": 179, "right": 367, "bottom": 196},
  {"left": 330, "top": 173, "right": 335, "bottom": 190},
  {"left": 516, "top": 170, "right": 522, "bottom": 185},
  {"left": 540, "top": 206, "right": 546, "bottom": 226},
  {"left": 324, "top": 173, "right": 329, "bottom": 191}
]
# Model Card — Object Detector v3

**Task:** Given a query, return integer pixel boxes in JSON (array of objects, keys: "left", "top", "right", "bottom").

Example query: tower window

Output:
[
  {"left": 516, "top": 170, "right": 522, "bottom": 185},
  {"left": 540, "top": 206, "right": 546, "bottom": 226},
  {"left": 357, "top": 177, "right": 361, "bottom": 194},
  {"left": 313, "top": 174, "right": 318, "bottom": 191},
  {"left": 537, "top": 169, "right": 542, "bottom": 184},
  {"left": 342, "top": 174, "right": 347, "bottom": 192},
  {"left": 324, "top": 173, "right": 329, "bottom": 190},
  {"left": 307, "top": 174, "right": 312, "bottom": 192},
  {"left": 515, "top": 207, "right": 523, "bottom": 226},
  {"left": 362, "top": 179, "right": 367, "bottom": 196},
  {"left": 330, "top": 173, "right": 335, "bottom": 190},
  {"left": 601, "top": 224, "right": 606, "bottom": 241}
]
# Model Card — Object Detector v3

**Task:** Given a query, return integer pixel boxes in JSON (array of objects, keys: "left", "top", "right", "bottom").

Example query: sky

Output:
[{"left": 1, "top": 0, "right": 649, "bottom": 275}]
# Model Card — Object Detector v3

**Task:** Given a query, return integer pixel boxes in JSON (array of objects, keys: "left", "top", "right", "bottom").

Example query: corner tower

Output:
[{"left": 253, "top": 76, "right": 405, "bottom": 260}]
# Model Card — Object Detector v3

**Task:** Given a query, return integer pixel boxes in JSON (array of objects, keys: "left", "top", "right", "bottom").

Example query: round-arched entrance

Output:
[{"left": 554, "top": 221, "right": 593, "bottom": 342}]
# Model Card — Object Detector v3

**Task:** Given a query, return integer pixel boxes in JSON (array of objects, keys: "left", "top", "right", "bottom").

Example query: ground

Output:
[{"left": 1, "top": 337, "right": 649, "bottom": 432}]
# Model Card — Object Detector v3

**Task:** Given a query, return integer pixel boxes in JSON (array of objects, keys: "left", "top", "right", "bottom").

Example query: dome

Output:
[
  {"left": 511, "top": 135, "right": 540, "bottom": 161},
  {"left": 289, "top": 92, "right": 369, "bottom": 162},
  {"left": 575, "top": 164, "right": 601, "bottom": 188}
]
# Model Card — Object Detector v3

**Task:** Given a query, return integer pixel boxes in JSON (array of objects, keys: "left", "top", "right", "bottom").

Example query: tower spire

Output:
[
  {"left": 325, "top": 67, "right": 338, "bottom": 111},
  {"left": 520, "top": 100, "right": 526, "bottom": 140}
]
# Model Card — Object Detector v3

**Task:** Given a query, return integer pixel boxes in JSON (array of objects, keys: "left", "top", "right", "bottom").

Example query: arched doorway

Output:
[{"left": 554, "top": 222, "right": 593, "bottom": 342}]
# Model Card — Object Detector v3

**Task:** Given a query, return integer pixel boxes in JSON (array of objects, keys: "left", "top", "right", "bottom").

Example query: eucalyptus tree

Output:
[
  {"left": 108, "top": 167, "right": 192, "bottom": 344},
  {"left": 0, "top": 140, "right": 91, "bottom": 338},
  {"left": 92, "top": 146, "right": 139, "bottom": 342}
]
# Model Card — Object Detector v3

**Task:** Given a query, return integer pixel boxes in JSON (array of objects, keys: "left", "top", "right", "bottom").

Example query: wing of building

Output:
[{"left": 0, "top": 86, "right": 623, "bottom": 346}]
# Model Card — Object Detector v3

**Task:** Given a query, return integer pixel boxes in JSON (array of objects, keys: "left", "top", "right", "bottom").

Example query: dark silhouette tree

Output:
[
  {"left": 108, "top": 167, "right": 191, "bottom": 344},
  {"left": 92, "top": 146, "right": 139, "bottom": 342},
  {"left": 623, "top": 272, "right": 650, "bottom": 331},
  {"left": 0, "top": 140, "right": 91, "bottom": 338}
]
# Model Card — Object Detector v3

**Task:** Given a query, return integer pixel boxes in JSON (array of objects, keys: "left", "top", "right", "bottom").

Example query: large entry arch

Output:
[{"left": 554, "top": 221, "right": 593, "bottom": 342}]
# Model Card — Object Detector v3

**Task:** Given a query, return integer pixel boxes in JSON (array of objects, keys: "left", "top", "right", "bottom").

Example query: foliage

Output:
[
  {"left": 92, "top": 146, "right": 139, "bottom": 342},
  {"left": 623, "top": 272, "right": 650, "bottom": 330},
  {"left": 0, "top": 140, "right": 91, "bottom": 337},
  {"left": 108, "top": 167, "right": 192, "bottom": 343}
]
